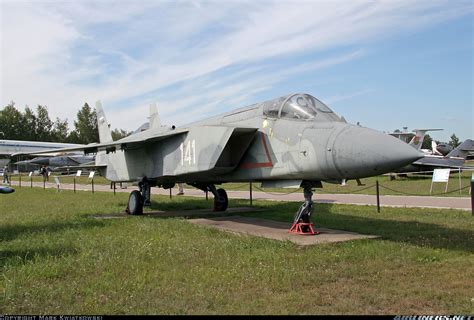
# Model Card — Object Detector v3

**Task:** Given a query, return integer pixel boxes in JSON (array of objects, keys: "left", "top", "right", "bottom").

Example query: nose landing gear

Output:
[{"left": 289, "top": 183, "right": 320, "bottom": 235}]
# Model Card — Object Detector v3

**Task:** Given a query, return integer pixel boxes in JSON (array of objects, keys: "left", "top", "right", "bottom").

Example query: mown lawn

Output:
[{"left": 0, "top": 188, "right": 473, "bottom": 314}]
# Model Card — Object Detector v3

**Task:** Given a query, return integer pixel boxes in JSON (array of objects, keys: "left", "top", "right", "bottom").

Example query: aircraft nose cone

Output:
[{"left": 331, "top": 125, "right": 423, "bottom": 178}]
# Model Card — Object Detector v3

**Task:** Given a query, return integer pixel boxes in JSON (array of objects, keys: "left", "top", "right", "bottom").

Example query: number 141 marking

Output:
[{"left": 180, "top": 140, "right": 196, "bottom": 166}]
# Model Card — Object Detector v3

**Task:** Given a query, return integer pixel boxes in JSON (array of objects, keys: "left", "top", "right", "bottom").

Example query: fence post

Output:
[
  {"left": 376, "top": 180, "right": 380, "bottom": 213},
  {"left": 459, "top": 168, "right": 462, "bottom": 195},
  {"left": 19, "top": 173, "right": 21, "bottom": 188},
  {"left": 92, "top": 177, "right": 94, "bottom": 194},
  {"left": 74, "top": 176, "right": 76, "bottom": 193},
  {"left": 169, "top": 188, "right": 172, "bottom": 199},
  {"left": 250, "top": 181, "right": 253, "bottom": 206},
  {"left": 113, "top": 182, "right": 116, "bottom": 195},
  {"left": 471, "top": 173, "right": 473, "bottom": 217},
  {"left": 30, "top": 175, "right": 33, "bottom": 188}
]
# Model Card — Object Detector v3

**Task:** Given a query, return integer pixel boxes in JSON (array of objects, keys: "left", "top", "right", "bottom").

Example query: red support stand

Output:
[{"left": 289, "top": 222, "right": 319, "bottom": 235}]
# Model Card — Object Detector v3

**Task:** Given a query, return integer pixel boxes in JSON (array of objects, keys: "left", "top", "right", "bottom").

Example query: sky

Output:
[{"left": 1, "top": 0, "right": 473, "bottom": 142}]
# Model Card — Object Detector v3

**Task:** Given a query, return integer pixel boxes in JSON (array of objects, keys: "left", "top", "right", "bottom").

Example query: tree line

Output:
[{"left": 0, "top": 102, "right": 131, "bottom": 143}]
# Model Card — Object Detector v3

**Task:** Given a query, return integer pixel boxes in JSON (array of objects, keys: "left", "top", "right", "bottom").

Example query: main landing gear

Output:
[
  {"left": 126, "top": 178, "right": 152, "bottom": 215},
  {"left": 289, "top": 183, "right": 319, "bottom": 235},
  {"left": 126, "top": 180, "right": 229, "bottom": 215},
  {"left": 190, "top": 183, "right": 229, "bottom": 212}
]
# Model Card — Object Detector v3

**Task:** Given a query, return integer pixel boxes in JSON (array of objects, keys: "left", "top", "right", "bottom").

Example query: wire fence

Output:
[
  {"left": 378, "top": 183, "right": 471, "bottom": 196},
  {"left": 6, "top": 168, "right": 473, "bottom": 200}
]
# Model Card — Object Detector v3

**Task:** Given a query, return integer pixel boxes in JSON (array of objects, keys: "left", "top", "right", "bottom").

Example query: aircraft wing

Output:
[
  {"left": 412, "top": 157, "right": 465, "bottom": 169},
  {"left": 12, "top": 128, "right": 189, "bottom": 156}
]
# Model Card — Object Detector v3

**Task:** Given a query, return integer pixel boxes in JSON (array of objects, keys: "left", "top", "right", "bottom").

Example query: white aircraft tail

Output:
[
  {"left": 149, "top": 103, "right": 161, "bottom": 129},
  {"left": 95, "top": 101, "right": 113, "bottom": 143},
  {"left": 408, "top": 128, "right": 443, "bottom": 150},
  {"left": 431, "top": 141, "right": 442, "bottom": 155}
]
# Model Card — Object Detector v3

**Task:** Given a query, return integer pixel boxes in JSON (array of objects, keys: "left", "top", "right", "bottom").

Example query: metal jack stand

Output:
[{"left": 289, "top": 185, "right": 320, "bottom": 235}]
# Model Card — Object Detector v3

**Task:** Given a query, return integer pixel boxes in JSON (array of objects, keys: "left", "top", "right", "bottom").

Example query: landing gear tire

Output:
[
  {"left": 127, "top": 190, "right": 143, "bottom": 215},
  {"left": 213, "top": 188, "right": 228, "bottom": 212}
]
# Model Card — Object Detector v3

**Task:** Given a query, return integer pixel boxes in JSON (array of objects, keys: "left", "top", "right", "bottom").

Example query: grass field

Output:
[{"left": 1, "top": 188, "right": 473, "bottom": 314}]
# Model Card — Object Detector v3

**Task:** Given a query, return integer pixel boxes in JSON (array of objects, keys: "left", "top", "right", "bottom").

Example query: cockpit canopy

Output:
[{"left": 262, "top": 93, "right": 341, "bottom": 122}]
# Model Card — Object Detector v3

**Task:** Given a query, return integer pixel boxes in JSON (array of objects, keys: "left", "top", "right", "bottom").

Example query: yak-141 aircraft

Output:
[{"left": 19, "top": 93, "right": 423, "bottom": 229}]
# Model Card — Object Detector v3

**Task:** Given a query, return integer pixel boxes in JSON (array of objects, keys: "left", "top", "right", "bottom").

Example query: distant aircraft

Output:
[
  {"left": 14, "top": 154, "right": 95, "bottom": 171},
  {"left": 0, "top": 139, "right": 84, "bottom": 156},
  {"left": 389, "top": 128, "right": 443, "bottom": 152},
  {"left": 20, "top": 93, "right": 422, "bottom": 228},
  {"left": 395, "top": 139, "right": 474, "bottom": 173},
  {"left": 431, "top": 141, "right": 453, "bottom": 156}
]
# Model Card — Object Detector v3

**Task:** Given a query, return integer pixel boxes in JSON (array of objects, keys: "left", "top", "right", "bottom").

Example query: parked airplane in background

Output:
[
  {"left": 431, "top": 141, "right": 453, "bottom": 156},
  {"left": 394, "top": 139, "right": 474, "bottom": 173},
  {"left": 389, "top": 128, "right": 443, "bottom": 152},
  {"left": 14, "top": 154, "right": 95, "bottom": 171},
  {"left": 1, "top": 139, "right": 87, "bottom": 173},
  {"left": 19, "top": 93, "right": 422, "bottom": 229},
  {"left": 0, "top": 139, "right": 84, "bottom": 156}
]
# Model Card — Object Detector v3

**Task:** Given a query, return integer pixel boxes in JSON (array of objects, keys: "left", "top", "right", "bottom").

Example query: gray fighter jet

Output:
[
  {"left": 19, "top": 93, "right": 422, "bottom": 226},
  {"left": 395, "top": 139, "right": 474, "bottom": 173},
  {"left": 18, "top": 155, "right": 95, "bottom": 169}
]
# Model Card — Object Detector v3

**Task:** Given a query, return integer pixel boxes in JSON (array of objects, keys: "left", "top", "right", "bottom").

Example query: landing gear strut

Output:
[
  {"left": 289, "top": 183, "right": 319, "bottom": 235},
  {"left": 208, "top": 184, "right": 228, "bottom": 211},
  {"left": 126, "top": 177, "right": 152, "bottom": 215},
  {"left": 190, "top": 183, "right": 228, "bottom": 212},
  {"left": 138, "top": 178, "right": 152, "bottom": 207}
]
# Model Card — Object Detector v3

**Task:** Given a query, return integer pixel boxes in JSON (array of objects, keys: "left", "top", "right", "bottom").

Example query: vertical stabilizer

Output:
[
  {"left": 96, "top": 101, "right": 113, "bottom": 143},
  {"left": 408, "top": 128, "right": 443, "bottom": 150},
  {"left": 149, "top": 103, "right": 161, "bottom": 129},
  {"left": 408, "top": 130, "right": 428, "bottom": 150},
  {"left": 431, "top": 141, "right": 442, "bottom": 155},
  {"left": 446, "top": 139, "right": 474, "bottom": 159}
]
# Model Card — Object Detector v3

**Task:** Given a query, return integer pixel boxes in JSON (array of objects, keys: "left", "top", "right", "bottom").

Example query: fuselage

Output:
[{"left": 97, "top": 93, "right": 422, "bottom": 185}]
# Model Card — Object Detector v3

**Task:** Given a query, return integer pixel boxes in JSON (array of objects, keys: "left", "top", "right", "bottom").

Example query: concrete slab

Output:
[
  {"left": 189, "top": 216, "right": 379, "bottom": 246},
  {"left": 92, "top": 206, "right": 263, "bottom": 219}
]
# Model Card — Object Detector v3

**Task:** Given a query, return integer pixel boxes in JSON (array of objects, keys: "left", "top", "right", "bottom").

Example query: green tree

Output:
[
  {"left": 72, "top": 103, "right": 99, "bottom": 144},
  {"left": 23, "top": 106, "right": 38, "bottom": 141},
  {"left": 111, "top": 128, "right": 132, "bottom": 141},
  {"left": 35, "top": 105, "right": 53, "bottom": 141},
  {"left": 0, "top": 102, "right": 25, "bottom": 140},
  {"left": 448, "top": 134, "right": 460, "bottom": 148},
  {"left": 51, "top": 118, "right": 69, "bottom": 142},
  {"left": 421, "top": 134, "right": 433, "bottom": 149}
]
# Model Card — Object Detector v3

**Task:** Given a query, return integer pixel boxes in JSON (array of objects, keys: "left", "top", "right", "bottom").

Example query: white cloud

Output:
[{"left": 1, "top": 0, "right": 472, "bottom": 133}]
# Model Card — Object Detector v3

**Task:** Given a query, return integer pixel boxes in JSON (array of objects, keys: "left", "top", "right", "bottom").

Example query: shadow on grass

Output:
[
  {"left": 0, "top": 219, "right": 105, "bottom": 242},
  {"left": 0, "top": 246, "right": 78, "bottom": 268}
]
